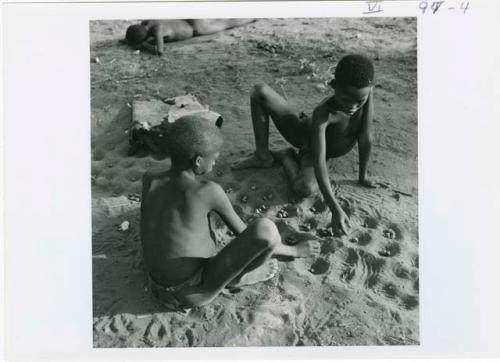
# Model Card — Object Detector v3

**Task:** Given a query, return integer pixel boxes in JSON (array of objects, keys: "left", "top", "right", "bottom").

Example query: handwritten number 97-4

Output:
[{"left": 419, "top": 1, "right": 469, "bottom": 14}]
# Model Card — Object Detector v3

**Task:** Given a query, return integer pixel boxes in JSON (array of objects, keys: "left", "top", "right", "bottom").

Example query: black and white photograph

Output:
[{"left": 90, "top": 17, "right": 418, "bottom": 347}]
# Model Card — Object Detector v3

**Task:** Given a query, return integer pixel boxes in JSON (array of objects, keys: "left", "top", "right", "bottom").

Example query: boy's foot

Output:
[
  {"left": 231, "top": 153, "right": 274, "bottom": 170},
  {"left": 270, "top": 147, "right": 297, "bottom": 165},
  {"left": 229, "top": 259, "right": 279, "bottom": 287},
  {"left": 295, "top": 240, "right": 321, "bottom": 258}
]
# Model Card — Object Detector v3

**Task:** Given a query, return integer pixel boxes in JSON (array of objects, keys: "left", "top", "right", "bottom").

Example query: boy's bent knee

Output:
[
  {"left": 251, "top": 217, "right": 281, "bottom": 248},
  {"left": 293, "top": 179, "right": 318, "bottom": 198},
  {"left": 251, "top": 83, "right": 271, "bottom": 101}
]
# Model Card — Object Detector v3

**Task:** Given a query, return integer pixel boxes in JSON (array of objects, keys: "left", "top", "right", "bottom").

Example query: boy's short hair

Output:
[
  {"left": 166, "top": 115, "right": 223, "bottom": 165},
  {"left": 126, "top": 24, "right": 148, "bottom": 47},
  {"left": 334, "top": 54, "right": 374, "bottom": 88}
]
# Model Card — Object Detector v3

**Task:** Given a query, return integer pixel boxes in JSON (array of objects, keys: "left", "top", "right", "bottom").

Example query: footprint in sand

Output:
[{"left": 362, "top": 216, "right": 380, "bottom": 229}]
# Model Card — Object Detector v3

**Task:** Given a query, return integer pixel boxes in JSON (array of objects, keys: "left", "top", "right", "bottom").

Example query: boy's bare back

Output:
[{"left": 140, "top": 170, "right": 217, "bottom": 285}]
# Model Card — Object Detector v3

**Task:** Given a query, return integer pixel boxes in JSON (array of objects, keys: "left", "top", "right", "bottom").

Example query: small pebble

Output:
[
  {"left": 310, "top": 206, "right": 316, "bottom": 213},
  {"left": 300, "top": 223, "right": 312, "bottom": 232},
  {"left": 378, "top": 249, "right": 392, "bottom": 257},
  {"left": 240, "top": 195, "right": 248, "bottom": 203},
  {"left": 91, "top": 56, "right": 100, "bottom": 64},
  {"left": 133, "top": 50, "right": 141, "bottom": 55},
  {"left": 227, "top": 230, "right": 235, "bottom": 237},
  {"left": 349, "top": 237, "right": 358, "bottom": 243},
  {"left": 250, "top": 185, "right": 257, "bottom": 191},
  {"left": 225, "top": 187, "right": 233, "bottom": 194},
  {"left": 118, "top": 220, "right": 129, "bottom": 231},
  {"left": 317, "top": 228, "right": 333, "bottom": 237}
]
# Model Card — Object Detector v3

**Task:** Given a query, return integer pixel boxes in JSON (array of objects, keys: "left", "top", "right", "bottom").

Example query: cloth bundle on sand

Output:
[{"left": 128, "top": 94, "right": 223, "bottom": 156}]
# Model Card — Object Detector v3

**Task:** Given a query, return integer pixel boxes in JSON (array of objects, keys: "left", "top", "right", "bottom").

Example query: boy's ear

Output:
[{"left": 194, "top": 154, "right": 203, "bottom": 168}]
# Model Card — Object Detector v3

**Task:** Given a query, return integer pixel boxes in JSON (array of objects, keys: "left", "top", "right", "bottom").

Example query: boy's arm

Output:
[
  {"left": 358, "top": 88, "right": 374, "bottom": 186},
  {"left": 140, "top": 28, "right": 163, "bottom": 55},
  {"left": 207, "top": 182, "right": 247, "bottom": 235},
  {"left": 311, "top": 108, "right": 351, "bottom": 235}
]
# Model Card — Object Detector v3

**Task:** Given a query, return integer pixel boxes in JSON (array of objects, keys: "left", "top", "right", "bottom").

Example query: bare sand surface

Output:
[{"left": 91, "top": 17, "right": 418, "bottom": 347}]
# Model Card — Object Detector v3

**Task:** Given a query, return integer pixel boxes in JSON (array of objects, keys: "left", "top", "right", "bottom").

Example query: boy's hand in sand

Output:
[{"left": 331, "top": 208, "right": 351, "bottom": 235}]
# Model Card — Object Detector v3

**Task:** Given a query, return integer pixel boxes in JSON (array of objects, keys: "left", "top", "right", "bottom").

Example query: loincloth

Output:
[{"left": 148, "top": 268, "right": 203, "bottom": 313}]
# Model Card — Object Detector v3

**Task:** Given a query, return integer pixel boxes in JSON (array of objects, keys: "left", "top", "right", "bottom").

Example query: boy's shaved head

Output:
[
  {"left": 334, "top": 54, "right": 374, "bottom": 88},
  {"left": 126, "top": 24, "right": 148, "bottom": 47},
  {"left": 166, "top": 115, "right": 223, "bottom": 165}
]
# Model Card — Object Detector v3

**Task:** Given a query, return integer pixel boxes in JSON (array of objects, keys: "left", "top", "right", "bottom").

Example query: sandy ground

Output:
[{"left": 91, "top": 18, "right": 418, "bottom": 347}]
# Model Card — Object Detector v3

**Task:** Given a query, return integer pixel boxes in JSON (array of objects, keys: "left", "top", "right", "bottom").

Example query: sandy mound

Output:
[{"left": 91, "top": 17, "right": 418, "bottom": 347}]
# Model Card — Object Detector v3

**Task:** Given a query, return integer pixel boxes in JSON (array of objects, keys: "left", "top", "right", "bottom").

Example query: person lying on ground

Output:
[{"left": 124, "top": 19, "right": 255, "bottom": 55}]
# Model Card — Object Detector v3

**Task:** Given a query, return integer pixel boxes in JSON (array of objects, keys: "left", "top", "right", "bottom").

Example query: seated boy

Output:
[
  {"left": 141, "top": 115, "right": 320, "bottom": 308},
  {"left": 233, "top": 54, "right": 378, "bottom": 235},
  {"left": 125, "top": 19, "right": 255, "bottom": 55}
]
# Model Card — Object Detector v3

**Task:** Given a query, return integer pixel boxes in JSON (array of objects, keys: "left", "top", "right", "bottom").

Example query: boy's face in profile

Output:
[{"left": 332, "top": 80, "right": 372, "bottom": 116}]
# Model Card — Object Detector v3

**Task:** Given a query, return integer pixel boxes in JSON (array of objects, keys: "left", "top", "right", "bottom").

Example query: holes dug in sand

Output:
[
  {"left": 320, "top": 239, "right": 336, "bottom": 255},
  {"left": 316, "top": 227, "right": 333, "bottom": 238},
  {"left": 310, "top": 198, "right": 327, "bottom": 213},
  {"left": 309, "top": 257, "right": 330, "bottom": 275},
  {"left": 382, "top": 282, "right": 399, "bottom": 299},
  {"left": 392, "top": 262, "right": 410, "bottom": 279},
  {"left": 382, "top": 228, "right": 397, "bottom": 239},
  {"left": 356, "top": 232, "right": 372, "bottom": 246},
  {"left": 299, "top": 218, "right": 318, "bottom": 232},
  {"left": 363, "top": 217, "right": 379, "bottom": 229},
  {"left": 400, "top": 294, "right": 419, "bottom": 310},
  {"left": 386, "top": 223, "right": 404, "bottom": 240}
]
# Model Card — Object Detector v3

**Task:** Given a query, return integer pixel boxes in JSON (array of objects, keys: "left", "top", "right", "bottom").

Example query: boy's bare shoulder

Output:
[
  {"left": 197, "top": 179, "right": 223, "bottom": 196},
  {"left": 313, "top": 96, "right": 336, "bottom": 121}
]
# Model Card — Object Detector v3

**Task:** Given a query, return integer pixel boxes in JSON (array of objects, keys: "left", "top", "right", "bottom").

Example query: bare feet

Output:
[
  {"left": 270, "top": 147, "right": 297, "bottom": 165},
  {"left": 229, "top": 259, "right": 279, "bottom": 287},
  {"left": 231, "top": 152, "right": 274, "bottom": 170},
  {"left": 294, "top": 240, "right": 321, "bottom": 258}
]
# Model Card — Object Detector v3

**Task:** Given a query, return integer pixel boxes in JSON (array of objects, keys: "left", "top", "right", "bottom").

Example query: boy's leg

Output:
[
  {"left": 175, "top": 217, "right": 280, "bottom": 307},
  {"left": 232, "top": 83, "right": 307, "bottom": 169},
  {"left": 293, "top": 151, "right": 320, "bottom": 197}
]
